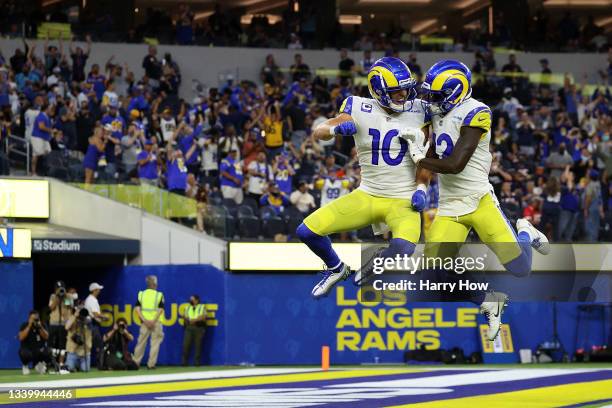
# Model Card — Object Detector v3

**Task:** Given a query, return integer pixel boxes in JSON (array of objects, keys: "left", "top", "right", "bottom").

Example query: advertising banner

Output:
[
  {"left": 18, "top": 263, "right": 612, "bottom": 367},
  {"left": 0, "top": 229, "right": 31, "bottom": 258},
  {"left": 0, "top": 179, "right": 49, "bottom": 218},
  {"left": 224, "top": 274, "right": 610, "bottom": 365},
  {"left": 97, "top": 265, "right": 226, "bottom": 366}
]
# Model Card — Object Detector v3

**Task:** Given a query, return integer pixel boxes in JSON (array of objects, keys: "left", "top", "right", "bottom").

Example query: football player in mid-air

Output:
[
  {"left": 297, "top": 57, "right": 430, "bottom": 298},
  {"left": 405, "top": 60, "right": 550, "bottom": 341}
]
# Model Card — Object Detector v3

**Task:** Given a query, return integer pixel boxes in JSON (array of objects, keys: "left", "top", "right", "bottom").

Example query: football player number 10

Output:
[
  {"left": 369, "top": 128, "right": 407, "bottom": 166},
  {"left": 369, "top": 128, "right": 455, "bottom": 165}
]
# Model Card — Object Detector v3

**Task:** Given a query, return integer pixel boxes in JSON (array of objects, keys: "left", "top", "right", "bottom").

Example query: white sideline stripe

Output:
[
  {"left": 332, "top": 368, "right": 604, "bottom": 388},
  {"left": 1, "top": 368, "right": 320, "bottom": 389}
]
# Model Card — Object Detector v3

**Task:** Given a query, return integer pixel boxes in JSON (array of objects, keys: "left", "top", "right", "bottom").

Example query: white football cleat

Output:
[
  {"left": 516, "top": 218, "right": 550, "bottom": 255},
  {"left": 354, "top": 248, "right": 384, "bottom": 286},
  {"left": 34, "top": 361, "right": 47, "bottom": 374},
  {"left": 22, "top": 365, "right": 30, "bottom": 375},
  {"left": 480, "top": 291, "right": 509, "bottom": 341},
  {"left": 312, "top": 264, "right": 352, "bottom": 298}
]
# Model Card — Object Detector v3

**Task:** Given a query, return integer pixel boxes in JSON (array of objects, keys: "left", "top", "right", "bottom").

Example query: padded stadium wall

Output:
[
  {"left": 0, "top": 261, "right": 34, "bottom": 368},
  {"left": 92, "top": 265, "right": 612, "bottom": 366}
]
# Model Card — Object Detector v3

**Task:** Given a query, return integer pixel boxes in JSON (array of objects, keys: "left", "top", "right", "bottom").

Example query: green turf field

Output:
[{"left": 0, "top": 366, "right": 243, "bottom": 384}]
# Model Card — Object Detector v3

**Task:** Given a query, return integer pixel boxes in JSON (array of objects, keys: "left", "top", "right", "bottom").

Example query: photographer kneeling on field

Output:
[
  {"left": 65, "top": 307, "right": 93, "bottom": 372},
  {"left": 101, "top": 318, "right": 138, "bottom": 370},
  {"left": 18, "top": 310, "right": 52, "bottom": 375}
]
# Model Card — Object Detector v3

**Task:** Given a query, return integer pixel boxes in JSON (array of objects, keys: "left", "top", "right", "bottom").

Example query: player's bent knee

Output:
[{"left": 296, "top": 222, "right": 319, "bottom": 242}]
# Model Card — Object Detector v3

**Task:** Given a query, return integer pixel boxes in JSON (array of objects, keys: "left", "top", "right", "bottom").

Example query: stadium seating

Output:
[
  {"left": 236, "top": 205, "right": 260, "bottom": 238},
  {"left": 260, "top": 206, "right": 286, "bottom": 238}
]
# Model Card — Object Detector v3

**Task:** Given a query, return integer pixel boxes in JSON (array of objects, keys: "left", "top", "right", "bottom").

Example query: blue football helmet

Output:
[
  {"left": 367, "top": 57, "right": 418, "bottom": 112},
  {"left": 420, "top": 59, "right": 472, "bottom": 116}
]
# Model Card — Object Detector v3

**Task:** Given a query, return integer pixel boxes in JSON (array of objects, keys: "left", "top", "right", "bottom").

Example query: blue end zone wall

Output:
[
  {"left": 12, "top": 262, "right": 612, "bottom": 367},
  {"left": 224, "top": 274, "right": 611, "bottom": 364},
  {"left": 95, "top": 264, "right": 226, "bottom": 366},
  {"left": 0, "top": 261, "right": 33, "bottom": 368}
]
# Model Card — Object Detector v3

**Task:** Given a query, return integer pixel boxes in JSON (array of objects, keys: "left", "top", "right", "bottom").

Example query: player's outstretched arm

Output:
[
  {"left": 312, "top": 113, "right": 355, "bottom": 141},
  {"left": 415, "top": 126, "right": 482, "bottom": 174}
]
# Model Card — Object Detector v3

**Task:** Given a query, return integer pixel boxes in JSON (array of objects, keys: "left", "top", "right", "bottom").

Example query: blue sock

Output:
[
  {"left": 296, "top": 223, "right": 342, "bottom": 271},
  {"left": 518, "top": 231, "right": 531, "bottom": 244},
  {"left": 380, "top": 238, "right": 416, "bottom": 258},
  {"left": 503, "top": 231, "right": 533, "bottom": 277}
]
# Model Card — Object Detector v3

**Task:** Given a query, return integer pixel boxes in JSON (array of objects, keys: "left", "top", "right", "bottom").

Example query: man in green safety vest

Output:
[
  {"left": 181, "top": 294, "right": 207, "bottom": 366},
  {"left": 133, "top": 275, "right": 164, "bottom": 369}
]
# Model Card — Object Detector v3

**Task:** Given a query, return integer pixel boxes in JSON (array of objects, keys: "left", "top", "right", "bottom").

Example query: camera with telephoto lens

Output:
[
  {"left": 118, "top": 321, "right": 127, "bottom": 332},
  {"left": 71, "top": 333, "right": 84, "bottom": 346},
  {"left": 55, "top": 280, "right": 67, "bottom": 297},
  {"left": 77, "top": 307, "right": 89, "bottom": 321}
]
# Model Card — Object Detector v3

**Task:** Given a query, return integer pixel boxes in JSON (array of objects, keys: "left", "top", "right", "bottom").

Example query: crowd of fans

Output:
[
  {"left": 1, "top": 0, "right": 611, "bottom": 52},
  {"left": 0, "top": 34, "right": 610, "bottom": 241}
]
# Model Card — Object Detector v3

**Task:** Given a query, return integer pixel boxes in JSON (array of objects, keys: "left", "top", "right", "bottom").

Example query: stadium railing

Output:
[
  {"left": 72, "top": 183, "right": 197, "bottom": 218},
  {"left": 6, "top": 134, "right": 30, "bottom": 173},
  {"left": 69, "top": 183, "right": 315, "bottom": 241},
  {"left": 70, "top": 183, "right": 238, "bottom": 239}
]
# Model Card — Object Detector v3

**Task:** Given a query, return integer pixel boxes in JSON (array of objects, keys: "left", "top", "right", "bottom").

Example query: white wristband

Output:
[
  {"left": 416, "top": 184, "right": 427, "bottom": 193},
  {"left": 329, "top": 126, "right": 337, "bottom": 136}
]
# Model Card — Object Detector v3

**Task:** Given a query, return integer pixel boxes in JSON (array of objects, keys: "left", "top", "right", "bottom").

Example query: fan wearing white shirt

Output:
[
  {"left": 159, "top": 108, "right": 177, "bottom": 144},
  {"left": 201, "top": 131, "right": 219, "bottom": 178},
  {"left": 290, "top": 181, "right": 316, "bottom": 214},
  {"left": 247, "top": 152, "right": 272, "bottom": 201},
  {"left": 24, "top": 96, "right": 43, "bottom": 142},
  {"left": 102, "top": 80, "right": 119, "bottom": 109}
]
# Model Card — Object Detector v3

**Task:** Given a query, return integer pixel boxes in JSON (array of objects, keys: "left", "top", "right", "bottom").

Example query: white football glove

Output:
[
  {"left": 407, "top": 139, "right": 430, "bottom": 165},
  {"left": 400, "top": 128, "right": 426, "bottom": 145}
]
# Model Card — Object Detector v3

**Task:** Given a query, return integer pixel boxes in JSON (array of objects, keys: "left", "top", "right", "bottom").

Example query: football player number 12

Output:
[
  {"left": 434, "top": 132, "right": 454, "bottom": 158},
  {"left": 369, "top": 128, "right": 407, "bottom": 166}
]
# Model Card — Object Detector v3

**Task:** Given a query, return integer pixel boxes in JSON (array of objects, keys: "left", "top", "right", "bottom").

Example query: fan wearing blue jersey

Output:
[
  {"left": 296, "top": 57, "right": 431, "bottom": 298},
  {"left": 273, "top": 154, "right": 295, "bottom": 196},
  {"left": 405, "top": 59, "right": 550, "bottom": 340}
]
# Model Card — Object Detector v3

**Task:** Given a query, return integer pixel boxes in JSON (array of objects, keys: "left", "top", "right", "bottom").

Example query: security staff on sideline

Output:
[
  {"left": 133, "top": 275, "right": 164, "bottom": 369},
  {"left": 181, "top": 295, "right": 207, "bottom": 366}
]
